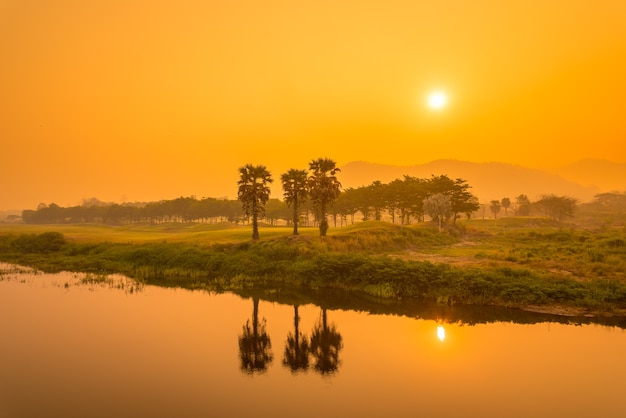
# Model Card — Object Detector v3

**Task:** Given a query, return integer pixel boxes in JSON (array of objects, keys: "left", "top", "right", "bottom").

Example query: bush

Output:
[
  {"left": 12, "top": 232, "right": 66, "bottom": 253},
  {"left": 603, "top": 238, "right": 625, "bottom": 248}
]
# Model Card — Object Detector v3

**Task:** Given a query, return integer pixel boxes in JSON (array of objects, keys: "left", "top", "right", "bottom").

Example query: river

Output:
[{"left": 1, "top": 264, "right": 625, "bottom": 418}]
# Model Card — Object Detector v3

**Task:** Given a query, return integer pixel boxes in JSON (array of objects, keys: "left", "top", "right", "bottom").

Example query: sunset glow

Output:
[
  {"left": 427, "top": 92, "right": 448, "bottom": 110},
  {"left": 1, "top": 1, "right": 625, "bottom": 210}
]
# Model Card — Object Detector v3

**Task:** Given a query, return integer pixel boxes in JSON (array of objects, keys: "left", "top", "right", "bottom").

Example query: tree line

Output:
[
  {"left": 485, "top": 194, "right": 579, "bottom": 226},
  {"left": 22, "top": 157, "right": 615, "bottom": 232},
  {"left": 238, "top": 157, "right": 485, "bottom": 238},
  {"left": 22, "top": 197, "right": 246, "bottom": 225}
]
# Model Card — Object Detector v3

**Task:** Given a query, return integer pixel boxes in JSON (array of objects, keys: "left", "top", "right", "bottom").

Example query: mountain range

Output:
[{"left": 339, "top": 159, "right": 626, "bottom": 203}]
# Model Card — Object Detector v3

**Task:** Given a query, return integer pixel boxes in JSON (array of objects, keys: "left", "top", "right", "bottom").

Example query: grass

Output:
[
  {"left": 1, "top": 218, "right": 625, "bottom": 316},
  {"left": 0, "top": 222, "right": 287, "bottom": 244},
  {"left": 446, "top": 221, "right": 626, "bottom": 281},
  {"left": 0, "top": 221, "right": 454, "bottom": 251}
]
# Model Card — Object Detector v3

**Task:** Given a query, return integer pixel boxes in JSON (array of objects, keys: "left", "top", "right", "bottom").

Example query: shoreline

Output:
[
  {"left": 3, "top": 261, "right": 626, "bottom": 329},
  {"left": 1, "top": 222, "right": 625, "bottom": 319}
]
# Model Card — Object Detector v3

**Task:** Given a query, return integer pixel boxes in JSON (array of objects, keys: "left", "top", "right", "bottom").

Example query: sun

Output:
[{"left": 427, "top": 91, "right": 448, "bottom": 110}]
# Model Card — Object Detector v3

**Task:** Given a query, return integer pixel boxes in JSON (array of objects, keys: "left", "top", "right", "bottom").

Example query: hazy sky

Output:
[{"left": 2, "top": 0, "right": 625, "bottom": 209}]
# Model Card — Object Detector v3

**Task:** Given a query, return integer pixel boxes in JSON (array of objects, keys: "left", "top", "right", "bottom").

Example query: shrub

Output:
[
  {"left": 587, "top": 250, "right": 605, "bottom": 263},
  {"left": 603, "top": 238, "right": 625, "bottom": 248},
  {"left": 12, "top": 232, "right": 66, "bottom": 253}
]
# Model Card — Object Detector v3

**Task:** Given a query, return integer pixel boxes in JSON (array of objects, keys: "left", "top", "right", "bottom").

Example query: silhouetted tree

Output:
[
  {"left": 309, "top": 308, "right": 343, "bottom": 375},
  {"left": 352, "top": 185, "right": 371, "bottom": 221},
  {"left": 536, "top": 194, "right": 577, "bottom": 226},
  {"left": 466, "top": 196, "right": 480, "bottom": 219},
  {"left": 591, "top": 192, "right": 626, "bottom": 211},
  {"left": 501, "top": 197, "right": 511, "bottom": 216},
  {"left": 238, "top": 298, "right": 273, "bottom": 374},
  {"left": 392, "top": 176, "right": 428, "bottom": 224},
  {"left": 237, "top": 164, "right": 273, "bottom": 240},
  {"left": 427, "top": 175, "right": 478, "bottom": 224},
  {"left": 387, "top": 178, "right": 408, "bottom": 224},
  {"left": 281, "top": 169, "right": 309, "bottom": 235},
  {"left": 308, "top": 158, "right": 341, "bottom": 237},
  {"left": 334, "top": 188, "right": 359, "bottom": 225},
  {"left": 516, "top": 194, "right": 531, "bottom": 216},
  {"left": 423, "top": 193, "right": 451, "bottom": 233},
  {"left": 263, "top": 199, "right": 288, "bottom": 226},
  {"left": 283, "top": 305, "right": 310, "bottom": 373},
  {"left": 368, "top": 180, "right": 386, "bottom": 221},
  {"left": 490, "top": 200, "right": 501, "bottom": 219}
]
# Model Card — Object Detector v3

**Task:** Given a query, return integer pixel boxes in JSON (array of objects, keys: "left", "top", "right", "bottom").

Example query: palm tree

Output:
[
  {"left": 281, "top": 169, "right": 309, "bottom": 235},
  {"left": 238, "top": 298, "right": 273, "bottom": 374},
  {"left": 308, "top": 158, "right": 341, "bottom": 237},
  {"left": 490, "top": 200, "right": 501, "bottom": 219},
  {"left": 283, "top": 305, "right": 310, "bottom": 373},
  {"left": 501, "top": 197, "right": 511, "bottom": 216},
  {"left": 309, "top": 308, "right": 343, "bottom": 375},
  {"left": 237, "top": 164, "right": 273, "bottom": 240},
  {"left": 516, "top": 194, "right": 531, "bottom": 216}
]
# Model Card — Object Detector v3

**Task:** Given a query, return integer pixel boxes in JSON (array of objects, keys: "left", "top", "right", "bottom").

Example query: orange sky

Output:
[{"left": 1, "top": 0, "right": 625, "bottom": 209}]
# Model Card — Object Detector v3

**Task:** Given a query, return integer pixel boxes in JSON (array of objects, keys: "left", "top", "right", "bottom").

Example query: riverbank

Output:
[{"left": 1, "top": 220, "right": 625, "bottom": 317}]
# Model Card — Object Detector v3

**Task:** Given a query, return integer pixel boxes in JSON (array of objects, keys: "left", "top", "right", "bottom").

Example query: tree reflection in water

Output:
[
  {"left": 238, "top": 300, "right": 343, "bottom": 376},
  {"left": 283, "top": 304, "right": 310, "bottom": 373},
  {"left": 309, "top": 308, "right": 343, "bottom": 375},
  {"left": 238, "top": 298, "right": 273, "bottom": 374}
]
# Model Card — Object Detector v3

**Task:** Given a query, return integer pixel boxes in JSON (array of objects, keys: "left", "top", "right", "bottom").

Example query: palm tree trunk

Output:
[
  {"left": 252, "top": 201, "right": 259, "bottom": 239},
  {"left": 292, "top": 196, "right": 299, "bottom": 235},
  {"left": 320, "top": 201, "right": 328, "bottom": 236}
]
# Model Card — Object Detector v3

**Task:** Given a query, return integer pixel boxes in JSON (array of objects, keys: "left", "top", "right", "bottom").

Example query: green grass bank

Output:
[{"left": 1, "top": 219, "right": 625, "bottom": 316}]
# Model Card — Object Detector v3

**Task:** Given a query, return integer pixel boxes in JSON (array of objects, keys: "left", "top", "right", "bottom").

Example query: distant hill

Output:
[
  {"left": 339, "top": 159, "right": 601, "bottom": 203},
  {"left": 550, "top": 159, "right": 626, "bottom": 193}
]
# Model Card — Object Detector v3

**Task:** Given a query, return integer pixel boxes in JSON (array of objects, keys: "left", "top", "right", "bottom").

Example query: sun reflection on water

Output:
[{"left": 437, "top": 325, "right": 446, "bottom": 342}]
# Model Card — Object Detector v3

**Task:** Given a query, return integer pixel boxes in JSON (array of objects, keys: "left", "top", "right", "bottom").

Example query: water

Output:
[{"left": 1, "top": 264, "right": 625, "bottom": 418}]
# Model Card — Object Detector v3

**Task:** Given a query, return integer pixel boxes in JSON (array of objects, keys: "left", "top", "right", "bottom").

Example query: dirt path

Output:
[{"left": 392, "top": 241, "right": 488, "bottom": 267}]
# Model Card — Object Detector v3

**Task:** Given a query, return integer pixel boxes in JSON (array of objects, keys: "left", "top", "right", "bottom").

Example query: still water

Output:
[{"left": 1, "top": 264, "right": 625, "bottom": 418}]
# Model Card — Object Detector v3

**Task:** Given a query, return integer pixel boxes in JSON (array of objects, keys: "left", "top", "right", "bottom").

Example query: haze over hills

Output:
[
  {"left": 338, "top": 159, "right": 624, "bottom": 204},
  {"left": 3, "top": 159, "right": 623, "bottom": 214},
  {"left": 548, "top": 159, "right": 626, "bottom": 193}
]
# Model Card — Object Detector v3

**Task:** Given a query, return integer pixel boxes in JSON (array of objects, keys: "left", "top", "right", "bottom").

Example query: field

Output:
[
  {"left": 0, "top": 222, "right": 297, "bottom": 244},
  {"left": 1, "top": 217, "right": 626, "bottom": 317}
]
